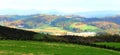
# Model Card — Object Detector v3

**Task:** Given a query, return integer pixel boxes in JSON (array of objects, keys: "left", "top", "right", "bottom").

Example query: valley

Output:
[
  {"left": 0, "top": 0, "right": 120, "bottom": 55},
  {"left": 0, "top": 14, "right": 120, "bottom": 36}
]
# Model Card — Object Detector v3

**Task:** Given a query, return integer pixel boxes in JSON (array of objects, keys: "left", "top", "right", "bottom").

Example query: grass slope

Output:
[
  {"left": 25, "top": 26, "right": 68, "bottom": 33},
  {"left": 0, "top": 40, "right": 120, "bottom": 55},
  {"left": 95, "top": 42, "right": 120, "bottom": 48},
  {"left": 70, "top": 23, "right": 100, "bottom": 32}
]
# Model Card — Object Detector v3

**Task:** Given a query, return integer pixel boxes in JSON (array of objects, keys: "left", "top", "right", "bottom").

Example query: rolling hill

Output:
[
  {"left": 0, "top": 14, "right": 120, "bottom": 35},
  {"left": 0, "top": 40, "right": 120, "bottom": 55}
]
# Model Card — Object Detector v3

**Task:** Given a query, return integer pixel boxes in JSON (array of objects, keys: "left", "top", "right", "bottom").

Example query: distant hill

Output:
[
  {"left": 75, "top": 11, "right": 120, "bottom": 18},
  {"left": 0, "top": 14, "right": 120, "bottom": 35},
  {"left": 0, "top": 9, "right": 66, "bottom": 15}
]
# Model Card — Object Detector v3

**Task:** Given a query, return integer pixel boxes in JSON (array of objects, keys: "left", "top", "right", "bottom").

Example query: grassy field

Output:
[
  {"left": 25, "top": 26, "right": 69, "bottom": 33},
  {"left": 0, "top": 40, "right": 120, "bottom": 55},
  {"left": 70, "top": 23, "right": 100, "bottom": 32},
  {"left": 95, "top": 42, "right": 120, "bottom": 48}
]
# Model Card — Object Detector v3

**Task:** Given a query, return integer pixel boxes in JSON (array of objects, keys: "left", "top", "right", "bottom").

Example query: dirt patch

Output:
[{"left": 0, "top": 51, "right": 7, "bottom": 53}]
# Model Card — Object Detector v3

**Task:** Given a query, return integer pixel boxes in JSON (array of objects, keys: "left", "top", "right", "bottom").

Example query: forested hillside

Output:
[{"left": 0, "top": 14, "right": 120, "bottom": 35}]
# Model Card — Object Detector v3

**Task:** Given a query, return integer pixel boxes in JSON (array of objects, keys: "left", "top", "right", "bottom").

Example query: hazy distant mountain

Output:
[
  {"left": 75, "top": 11, "right": 120, "bottom": 18},
  {"left": 1, "top": 9, "right": 120, "bottom": 17},
  {"left": 0, "top": 9, "right": 41, "bottom": 15},
  {"left": 0, "top": 9, "right": 66, "bottom": 15}
]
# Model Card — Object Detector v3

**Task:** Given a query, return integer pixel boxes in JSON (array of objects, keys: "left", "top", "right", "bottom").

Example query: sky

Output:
[{"left": 0, "top": 0, "right": 120, "bottom": 13}]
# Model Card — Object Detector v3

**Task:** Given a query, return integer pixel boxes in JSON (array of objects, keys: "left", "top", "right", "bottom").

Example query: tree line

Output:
[{"left": 0, "top": 26, "right": 120, "bottom": 51}]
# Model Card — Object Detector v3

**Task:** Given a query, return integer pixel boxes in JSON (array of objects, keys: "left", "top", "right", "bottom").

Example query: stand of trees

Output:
[
  {"left": 0, "top": 26, "right": 120, "bottom": 43},
  {"left": 0, "top": 26, "right": 120, "bottom": 51},
  {"left": 0, "top": 26, "right": 38, "bottom": 40}
]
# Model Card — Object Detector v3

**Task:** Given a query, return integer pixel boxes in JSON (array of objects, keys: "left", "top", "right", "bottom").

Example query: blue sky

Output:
[{"left": 0, "top": 0, "right": 120, "bottom": 13}]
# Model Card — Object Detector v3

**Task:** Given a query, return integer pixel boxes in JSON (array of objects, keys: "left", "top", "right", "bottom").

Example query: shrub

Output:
[{"left": 33, "top": 33, "right": 46, "bottom": 41}]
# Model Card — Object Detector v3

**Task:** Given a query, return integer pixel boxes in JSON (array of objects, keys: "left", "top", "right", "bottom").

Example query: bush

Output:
[{"left": 33, "top": 33, "right": 46, "bottom": 41}]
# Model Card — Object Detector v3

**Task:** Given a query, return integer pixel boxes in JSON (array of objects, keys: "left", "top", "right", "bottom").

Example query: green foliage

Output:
[
  {"left": 0, "top": 26, "right": 37, "bottom": 40},
  {"left": 33, "top": 33, "right": 46, "bottom": 40}
]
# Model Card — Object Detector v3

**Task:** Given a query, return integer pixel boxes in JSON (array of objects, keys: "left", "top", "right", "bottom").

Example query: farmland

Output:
[
  {"left": 95, "top": 42, "right": 120, "bottom": 48},
  {"left": 70, "top": 23, "right": 100, "bottom": 32},
  {"left": 0, "top": 40, "right": 120, "bottom": 55}
]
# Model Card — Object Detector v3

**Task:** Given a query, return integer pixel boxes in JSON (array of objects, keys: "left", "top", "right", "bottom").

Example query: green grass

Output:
[
  {"left": 79, "top": 25, "right": 99, "bottom": 31},
  {"left": 0, "top": 40, "right": 120, "bottom": 55},
  {"left": 24, "top": 26, "right": 70, "bottom": 33},
  {"left": 70, "top": 23, "right": 100, "bottom": 32},
  {"left": 36, "top": 25, "right": 69, "bottom": 32},
  {"left": 95, "top": 42, "right": 120, "bottom": 48}
]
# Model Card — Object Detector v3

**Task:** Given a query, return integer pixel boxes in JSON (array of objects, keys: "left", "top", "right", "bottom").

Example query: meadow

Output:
[
  {"left": 95, "top": 42, "right": 120, "bottom": 48},
  {"left": 0, "top": 40, "right": 120, "bottom": 55},
  {"left": 70, "top": 23, "right": 100, "bottom": 32}
]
